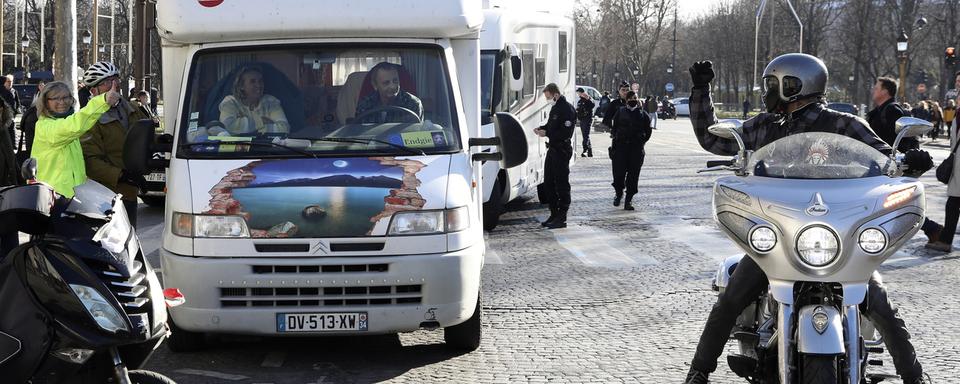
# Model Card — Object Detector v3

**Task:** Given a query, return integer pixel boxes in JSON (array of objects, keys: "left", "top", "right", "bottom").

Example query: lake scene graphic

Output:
[{"left": 231, "top": 158, "right": 403, "bottom": 237}]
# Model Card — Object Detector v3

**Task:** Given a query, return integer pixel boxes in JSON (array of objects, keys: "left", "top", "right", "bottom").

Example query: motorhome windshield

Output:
[{"left": 178, "top": 45, "right": 460, "bottom": 158}]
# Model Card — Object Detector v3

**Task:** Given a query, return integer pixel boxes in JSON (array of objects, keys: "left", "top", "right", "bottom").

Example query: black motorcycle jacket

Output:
[{"left": 689, "top": 86, "right": 891, "bottom": 156}]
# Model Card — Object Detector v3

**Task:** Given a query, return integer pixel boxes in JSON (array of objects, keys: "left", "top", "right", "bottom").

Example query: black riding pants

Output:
[
  {"left": 690, "top": 256, "right": 923, "bottom": 381},
  {"left": 579, "top": 118, "right": 592, "bottom": 153}
]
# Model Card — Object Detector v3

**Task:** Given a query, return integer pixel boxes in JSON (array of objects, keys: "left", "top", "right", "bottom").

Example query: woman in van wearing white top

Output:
[{"left": 219, "top": 66, "right": 290, "bottom": 135}]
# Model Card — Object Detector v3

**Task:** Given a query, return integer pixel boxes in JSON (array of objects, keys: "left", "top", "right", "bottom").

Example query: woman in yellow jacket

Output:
[{"left": 32, "top": 80, "right": 120, "bottom": 197}]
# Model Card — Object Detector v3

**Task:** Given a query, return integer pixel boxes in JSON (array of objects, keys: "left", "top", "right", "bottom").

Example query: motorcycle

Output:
[
  {"left": 0, "top": 159, "right": 183, "bottom": 384},
  {"left": 699, "top": 117, "right": 933, "bottom": 383}
]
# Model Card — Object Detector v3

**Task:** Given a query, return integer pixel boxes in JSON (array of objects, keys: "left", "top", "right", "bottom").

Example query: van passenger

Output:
[{"left": 219, "top": 66, "right": 290, "bottom": 134}]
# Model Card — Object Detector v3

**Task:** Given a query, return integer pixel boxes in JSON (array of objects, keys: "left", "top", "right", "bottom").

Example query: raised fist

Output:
[{"left": 689, "top": 61, "right": 715, "bottom": 88}]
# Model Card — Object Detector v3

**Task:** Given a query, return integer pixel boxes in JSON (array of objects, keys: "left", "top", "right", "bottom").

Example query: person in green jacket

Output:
[
  {"left": 80, "top": 62, "right": 149, "bottom": 228},
  {"left": 32, "top": 80, "right": 119, "bottom": 198}
]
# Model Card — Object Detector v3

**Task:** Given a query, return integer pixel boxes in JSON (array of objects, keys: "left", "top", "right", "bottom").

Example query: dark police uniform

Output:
[
  {"left": 540, "top": 95, "right": 577, "bottom": 213},
  {"left": 576, "top": 96, "right": 595, "bottom": 156},
  {"left": 610, "top": 105, "right": 652, "bottom": 204}
]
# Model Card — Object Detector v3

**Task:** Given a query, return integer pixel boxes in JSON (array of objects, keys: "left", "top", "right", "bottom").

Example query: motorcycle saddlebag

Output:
[{"left": 0, "top": 245, "right": 54, "bottom": 383}]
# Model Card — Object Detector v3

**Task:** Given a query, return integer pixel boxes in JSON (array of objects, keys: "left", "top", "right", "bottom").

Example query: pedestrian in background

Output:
[
  {"left": 944, "top": 99, "right": 956, "bottom": 139},
  {"left": 535, "top": 83, "right": 576, "bottom": 229},
  {"left": 929, "top": 72, "right": 960, "bottom": 253},
  {"left": 596, "top": 91, "right": 611, "bottom": 118},
  {"left": 575, "top": 88, "right": 595, "bottom": 157},
  {"left": 609, "top": 91, "right": 652, "bottom": 210},
  {"left": 742, "top": 98, "right": 751, "bottom": 120},
  {"left": 930, "top": 101, "right": 943, "bottom": 141},
  {"left": 0, "top": 75, "right": 19, "bottom": 145},
  {"left": 645, "top": 95, "right": 658, "bottom": 129},
  {"left": 867, "top": 77, "right": 943, "bottom": 244}
]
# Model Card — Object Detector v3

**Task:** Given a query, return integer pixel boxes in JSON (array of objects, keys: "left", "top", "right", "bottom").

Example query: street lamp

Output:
[
  {"left": 897, "top": 30, "right": 909, "bottom": 99},
  {"left": 666, "top": 65, "right": 673, "bottom": 74},
  {"left": 81, "top": 30, "right": 92, "bottom": 45},
  {"left": 21, "top": 35, "right": 29, "bottom": 75}
]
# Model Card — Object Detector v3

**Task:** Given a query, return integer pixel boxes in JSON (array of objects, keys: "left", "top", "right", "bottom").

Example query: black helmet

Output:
[{"left": 761, "top": 53, "right": 828, "bottom": 113}]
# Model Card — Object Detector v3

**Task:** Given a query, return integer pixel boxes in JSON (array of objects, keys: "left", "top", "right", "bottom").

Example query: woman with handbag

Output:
[{"left": 929, "top": 75, "right": 960, "bottom": 252}]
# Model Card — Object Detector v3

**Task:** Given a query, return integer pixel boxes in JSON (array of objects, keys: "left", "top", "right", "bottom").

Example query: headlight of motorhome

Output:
[
  {"left": 796, "top": 226, "right": 840, "bottom": 267},
  {"left": 172, "top": 213, "right": 250, "bottom": 238},
  {"left": 859, "top": 228, "right": 886, "bottom": 254},
  {"left": 749, "top": 226, "right": 777, "bottom": 252},
  {"left": 69, "top": 284, "right": 129, "bottom": 333},
  {"left": 389, "top": 207, "right": 469, "bottom": 235}
]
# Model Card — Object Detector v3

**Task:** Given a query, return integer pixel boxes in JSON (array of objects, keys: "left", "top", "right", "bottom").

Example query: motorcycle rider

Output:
[{"left": 684, "top": 53, "right": 932, "bottom": 384}]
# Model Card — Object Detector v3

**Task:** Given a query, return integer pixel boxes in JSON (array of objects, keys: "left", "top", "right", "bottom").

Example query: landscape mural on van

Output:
[{"left": 204, "top": 157, "right": 427, "bottom": 237}]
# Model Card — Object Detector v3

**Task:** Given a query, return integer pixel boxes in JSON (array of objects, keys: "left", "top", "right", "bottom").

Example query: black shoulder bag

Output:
[{"left": 936, "top": 133, "right": 960, "bottom": 184}]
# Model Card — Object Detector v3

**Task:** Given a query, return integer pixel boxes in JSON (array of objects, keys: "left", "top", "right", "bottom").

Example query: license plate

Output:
[
  {"left": 145, "top": 172, "right": 166, "bottom": 182},
  {"left": 276, "top": 312, "right": 368, "bottom": 332}
]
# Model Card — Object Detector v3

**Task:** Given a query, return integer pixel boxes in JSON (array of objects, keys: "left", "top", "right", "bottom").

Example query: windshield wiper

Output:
[
  {"left": 308, "top": 137, "right": 427, "bottom": 156},
  {"left": 179, "top": 140, "right": 318, "bottom": 158}
]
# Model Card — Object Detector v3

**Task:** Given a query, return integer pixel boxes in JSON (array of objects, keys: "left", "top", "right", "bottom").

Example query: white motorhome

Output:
[
  {"left": 479, "top": 6, "right": 576, "bottom": 229},
  {"left": 145, "top": 0, "right": 527, "bottom": 351}
]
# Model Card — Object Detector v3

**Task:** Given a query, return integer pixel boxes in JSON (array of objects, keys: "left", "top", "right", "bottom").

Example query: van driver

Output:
[{"left": 355, "top": 62, "right": 423, "bottom": 122}]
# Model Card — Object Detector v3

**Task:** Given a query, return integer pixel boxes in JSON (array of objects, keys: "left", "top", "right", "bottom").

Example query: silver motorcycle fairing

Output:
[
  {"left": 714, "top": 255, "right": 744, "bottom": 291},
  {"left": 713, "top": 175, "right": 923, "bottom": 290},
  {"left": 797, "top": 305, "right": 844, "bottom": 354}
]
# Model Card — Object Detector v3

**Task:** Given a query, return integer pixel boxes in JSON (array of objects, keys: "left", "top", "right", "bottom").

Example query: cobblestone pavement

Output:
[{"left": 137, "top": 118, "right": 960, "bottom": 383}]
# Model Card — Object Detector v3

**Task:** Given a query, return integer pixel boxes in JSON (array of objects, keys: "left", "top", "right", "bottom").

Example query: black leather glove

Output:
[
  {"left": 689, "top": 60, "right": 715, "bottom": 89},
  {"left": 903, "top": 149, "right": 934, "bottom": 177},
  {"left": 119, "top": 169, "right": 147, "bottom": 190}
]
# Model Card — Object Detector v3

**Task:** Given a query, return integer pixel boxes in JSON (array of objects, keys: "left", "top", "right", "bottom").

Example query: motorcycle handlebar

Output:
[{"left": 707, "top": 160, "right": 735, "bottom": 168}]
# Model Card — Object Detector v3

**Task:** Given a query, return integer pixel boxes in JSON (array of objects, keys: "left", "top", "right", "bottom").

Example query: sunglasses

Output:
[{"left": 47, "top": 95, "right": 74, "bottom": 103}]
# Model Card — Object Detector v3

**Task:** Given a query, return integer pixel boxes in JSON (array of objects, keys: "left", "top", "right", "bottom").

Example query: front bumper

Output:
[{"left": 161, "top": 243, "right": 483, "bottom": 335}]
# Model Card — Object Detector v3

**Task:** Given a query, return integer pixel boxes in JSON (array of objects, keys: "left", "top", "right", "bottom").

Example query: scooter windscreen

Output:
[{"left": 63, "top": 180, "right": 138, "bottom": 276}]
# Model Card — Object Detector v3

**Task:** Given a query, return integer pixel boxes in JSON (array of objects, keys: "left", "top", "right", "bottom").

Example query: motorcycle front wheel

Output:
[
  {"left": 129, "top": 370, "right": 177, "bottom": 384},
  {"left": 800, "top": 354, "right": 839, "bottom": 384}
]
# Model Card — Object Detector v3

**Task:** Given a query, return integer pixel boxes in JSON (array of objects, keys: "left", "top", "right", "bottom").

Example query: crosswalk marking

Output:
[
  {"left": 550, "top": 223, "right": 659, "bottom": 267},
  {"left": 651, "top": 216, "right": 745, "bottom": 262}
]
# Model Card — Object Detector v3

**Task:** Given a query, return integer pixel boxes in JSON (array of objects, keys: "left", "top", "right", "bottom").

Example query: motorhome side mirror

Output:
[
  {"left": 509, "top": 55, "right": 523, "bottom": 92},
  {"left": 707, "top": 119, "right": 743, "bottom": 140},
  {"left": 894, "top": 117, "right": 934, "bottom": 138},
  {"left": 494, "top": 112, "right": 528, "bottom": 168},
  {"left": 20, "top": 158, "right": 36, "bottom": 181},
  {"left": 123, "top": 119, "right": 157, "bottom": 175}
]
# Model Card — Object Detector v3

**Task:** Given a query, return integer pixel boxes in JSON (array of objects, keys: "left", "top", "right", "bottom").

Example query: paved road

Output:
[{"left": 134, "top": 117, "right": 960, "bottom": 383}]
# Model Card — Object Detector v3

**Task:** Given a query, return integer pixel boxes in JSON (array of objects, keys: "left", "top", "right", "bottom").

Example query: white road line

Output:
[
  {"left": 261, "top": 350, "right": 286, "bottom": 368},
  {"left": 652, "top": 216, "right": 745, "bottom": 262},
  {"left": 174, "top": 369, "right": 250, "bottom": 381},
  {"left": 483, "top": 233, "right": 504, "bottom": 265},
  {"left": 549, "top": 223, "right": 658, "bottom": 267}
]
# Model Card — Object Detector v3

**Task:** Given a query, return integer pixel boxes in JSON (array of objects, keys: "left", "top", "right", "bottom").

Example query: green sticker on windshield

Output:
[{"left": 400, "top": 131, "right": 447, "bottom": 148}]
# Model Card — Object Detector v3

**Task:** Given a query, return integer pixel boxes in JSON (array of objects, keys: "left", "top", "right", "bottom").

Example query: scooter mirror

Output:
[
  {"left": 707, "top": 119, "right": 744, "bottom": 140},
  {"left": 894, "top": 117, "right": 934, "bottom": 138},
  {"left": 20, "top": 158, "right": 37, "bottom": 181}
]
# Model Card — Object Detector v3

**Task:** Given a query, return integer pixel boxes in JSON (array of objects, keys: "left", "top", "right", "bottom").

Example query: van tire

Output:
[
  {"left": 140, "top": 195, "right": 165, "bottom": 207},
  {"left": 167, "top": 319, "right": 206, "bottom": 353},
  {"left": 482, "top": 177, "right": 504, "bottom": 231},
  {"left": 129, "top": 370, "right": 177, "bottom": 384},
  {"left": 444, "top": 295, "right": 481, "bottom": 351}
]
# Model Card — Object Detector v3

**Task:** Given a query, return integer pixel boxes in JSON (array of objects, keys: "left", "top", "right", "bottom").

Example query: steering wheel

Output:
[{"left": 355, "top": 105, "right": 422, "bottom": 124}]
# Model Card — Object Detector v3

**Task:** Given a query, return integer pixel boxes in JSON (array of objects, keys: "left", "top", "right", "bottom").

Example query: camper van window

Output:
[
  {"left": 178, "top": 45, "right": 460, "bottom": 158},
  {"left": 522, "top": 51, "right": 535, "bottom": 98},
  {"left": 535, "top": 58, "right": 546, "bottom": 90},
  {"left": 558, "top": 32, "right": 568, "bottom": 73},
  {"left": 481, "top": 51, "right": 498, "bottom": 125}
]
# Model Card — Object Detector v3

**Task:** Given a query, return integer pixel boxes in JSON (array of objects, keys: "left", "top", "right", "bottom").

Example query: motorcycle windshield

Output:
[
  {"left": 749, "top": 132, "right": 894, "bottom": 179},
  {"left": 65, "top": 180, "right": 118, "bottom": 220}
]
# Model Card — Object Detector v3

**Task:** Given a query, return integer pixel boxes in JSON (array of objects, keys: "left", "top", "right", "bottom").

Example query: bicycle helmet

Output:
[
  {"left": 82, "top": 61, "right": 119, "bottom": 87},
  {"left": 761, "top": 53, "right": 828, "bottom": 113}
]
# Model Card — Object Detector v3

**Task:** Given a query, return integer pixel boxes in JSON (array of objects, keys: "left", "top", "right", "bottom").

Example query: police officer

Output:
[
  {"left": 535, "top": 83, "right": 576, "bottom": 229},
  {"left": 602, "top": 81, "right": 631, "bottom": 132},
  {"left": 575, "top": 88, "right": 595, "bottom": 157},
  {"left": 609, "top": 91, "right": 651, "bottom": 210},
  {"left": 684, "top": 54, "right": 932, "bottom": 384}
]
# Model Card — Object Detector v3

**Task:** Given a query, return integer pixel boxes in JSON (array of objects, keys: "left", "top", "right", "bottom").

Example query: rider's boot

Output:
[{"left": 683, "top": 368, "right": 709, "bottom": 384}]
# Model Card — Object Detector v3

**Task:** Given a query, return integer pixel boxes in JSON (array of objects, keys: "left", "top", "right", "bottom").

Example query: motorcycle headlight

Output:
[
  {"left": 69, "top": 284, "right": 128, "bottom": 333},
  {"left": 796, "top": 226, "right": 840, "bottom": 267},
  {"left": 749, "top": 226, "right": 777, "bottom": 252},
  {"left": 858, "top": 228, "right": 886, "bottom": 254}
]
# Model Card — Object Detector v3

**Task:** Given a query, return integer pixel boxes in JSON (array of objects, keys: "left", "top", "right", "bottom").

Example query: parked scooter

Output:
[
  {"left": 0, "top": 159, "right": 181, "bottom": 384},
  {"left": 700, "top": 117, "right": 933, "bottom": 383}
]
